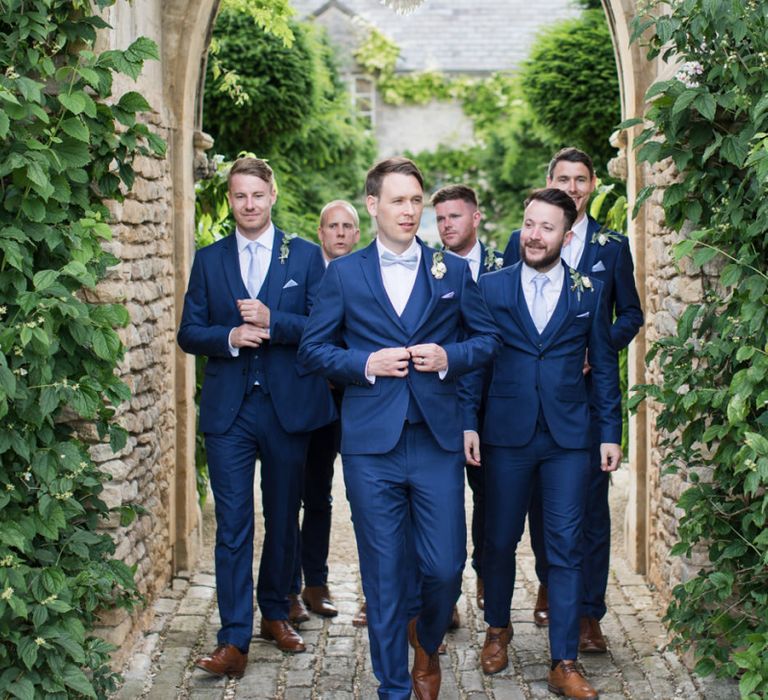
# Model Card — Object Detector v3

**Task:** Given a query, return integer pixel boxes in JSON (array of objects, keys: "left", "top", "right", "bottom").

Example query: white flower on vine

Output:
[{"left": 676, "top": 61, "right": 704, "bottom": 88}]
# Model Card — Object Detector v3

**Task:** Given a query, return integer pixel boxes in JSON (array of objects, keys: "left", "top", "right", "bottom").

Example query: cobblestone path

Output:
[{"left": 115, "top": 468, "right": 738, "bottom": 700}]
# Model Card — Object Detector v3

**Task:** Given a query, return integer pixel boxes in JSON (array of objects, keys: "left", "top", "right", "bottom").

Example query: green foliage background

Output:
[
  {"left": 628, "top": 1, "right": 768, "bottom": 696},
  {"left": 0, "top": 0, "right": 164, "bottom": 697},
  {"left": 202, "top": 8, "right": 375, "bottom": 238}
]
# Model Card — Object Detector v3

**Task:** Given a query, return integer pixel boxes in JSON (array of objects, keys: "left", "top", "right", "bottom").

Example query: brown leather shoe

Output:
[
  {"left": 288, "top": 593, "right": 310, "bottom": 625},
  {"left": 533, "top": 584, "right": 549, "bottom": 627},
  {"left": 194, "top": 644, "right": 247, "bottom": 678},
  {"left": 480, "top": 624, "right": 513, "bottom": 675},
  {"left": 579, "top": 616, "right": 607, "bottom": 653},
  {"left": 301, "top": 585, "right": 338, "bottom": 617},
  {"left": 476, "top": 577, "right": 485, "bottom": 610},
  {"left": 547, "top": 660, "right": 598, "bottom": 699},
  {"left": 408, "top": 618, "right": 441, "bottom": 700},
  {"left": 352, "top": 601, "right": 367, "bottom": 627},
  {"left": 449, "top": 604, "right": 460, "bottom": 630},
  {"left": 259, "top": 618, "right": 306, "bottom": 653}
]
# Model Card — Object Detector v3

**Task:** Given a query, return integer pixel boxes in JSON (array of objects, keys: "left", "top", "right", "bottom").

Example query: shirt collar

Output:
[
  {"left": 376, "top": 236, "right": 421, "bottom": 262},
  {"left": 521, "top": 260, "right": 565, "bottom": 288},
  {"left": 571, "top": 215, "right": 588, "bottom": 243},
  {"left": 465, "top": 239, "right": 482, "bottom": 265},
  {"left": 236, "top": 223, "right": 275, "bottom": 253}
]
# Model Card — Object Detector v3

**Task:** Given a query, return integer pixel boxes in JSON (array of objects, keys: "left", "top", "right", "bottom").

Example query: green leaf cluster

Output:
[
  {"left": 628, "top": 1, "right": 768, "bottom": 695},
  {"left": 0, "top": 1, "right": 163, "bottom": 696},
  {"left": 202, "top": 9, "right": 375, "bottom": 237}
]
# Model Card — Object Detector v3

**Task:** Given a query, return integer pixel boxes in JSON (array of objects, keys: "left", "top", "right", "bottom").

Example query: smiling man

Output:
[{"left": 299, "top": 157, "right": 500, "bottom": 700}]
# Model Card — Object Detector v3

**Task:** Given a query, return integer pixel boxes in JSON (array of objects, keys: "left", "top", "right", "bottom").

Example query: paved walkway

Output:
[{"left": 115, "top": 467, "right": 738, "bottom": 700}]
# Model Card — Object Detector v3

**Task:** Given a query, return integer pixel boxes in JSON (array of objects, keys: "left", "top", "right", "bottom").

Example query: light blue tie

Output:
[
  {"left": 380, "top": 249, "right": 419, "bottom": 270},
  {"left": 531, "top": 273, "right": 550, "bottom": 333},
  {"left": 246, "top": 241, "right": 262, "bottom": 298}
]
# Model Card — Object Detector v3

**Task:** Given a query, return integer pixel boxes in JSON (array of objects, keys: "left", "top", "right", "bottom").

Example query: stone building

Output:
[{"left": 87, "top": 0, "right": 695, "bottom": 662}]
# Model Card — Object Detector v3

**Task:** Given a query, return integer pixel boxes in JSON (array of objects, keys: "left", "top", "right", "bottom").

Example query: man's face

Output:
[
  {"left": 435, "top": 198, "right": 481, "bottom": 257},
  {"left": 546, "top": 161, "right": 596, "bottom": 221},
  {"left": 520, "top": 199, "right": 573, "bottom": 272},
  {"left": 227, "top": 173, "right": 277, "bottom": 239},
  {"left": 366, "top": 173, "right": 424, "bottom": 253},
  {"left": 318, "top": 205, "right": 360, "bottom": 261}
]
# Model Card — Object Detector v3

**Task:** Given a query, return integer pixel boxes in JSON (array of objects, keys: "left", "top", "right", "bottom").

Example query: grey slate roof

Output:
[{"left": 290, "top": 0, "right": 581, "bottom": 73}]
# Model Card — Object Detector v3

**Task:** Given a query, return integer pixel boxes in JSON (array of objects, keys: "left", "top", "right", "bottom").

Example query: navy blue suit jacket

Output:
[
  {"left": 178, "top": 228, "right": 337, "bottom": 435},
  {"left": 298, "top": 239, "right": 501, "bottom": 455},
  {"left": 502, "top": 217, "right": 643, "bottom": 351},
  {"left": 465, "top": 261, "right": 622, "bottom": 449}
]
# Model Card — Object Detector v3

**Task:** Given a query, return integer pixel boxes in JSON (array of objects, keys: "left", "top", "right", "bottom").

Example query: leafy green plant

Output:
[
  {"left": 0, "top": 1, "right": 163, "bottom": 696},
  {"left": 627, "top": 1, "right": 768, "bottom": 696}
]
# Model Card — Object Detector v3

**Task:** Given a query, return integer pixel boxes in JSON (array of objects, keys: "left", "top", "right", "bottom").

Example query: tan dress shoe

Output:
[
  {"left": 533, "top": 584, "right": 549, "bottom": 627},
  {"left": 579, "top": 616, "right": 607, "bottom": 653},
  {"left": 288, "top": 593, "right": 310, "bottom": 625},
  {"left": 259, "top": 618, "right": 306, "bottom": 653},
  {"left": 194, "top": 644, "right": 247, "bottom": 678},
  {"left": 476, "top": 577, "right": 485, "bottom": 610},
  {"left": 547, "top": 660, "right": 598, "bottom": 699},
  {"left": 480, "top": 624, "right": 513, "bottom": 675},
  {"left": 408, "top": 618, "right": 441, "bottom": 700},
  {"left": 352, "top": 601, "right": 367, "bottom": 627},
  {"left": 301, "top": 585, "right": 338, "bottom": 617}
]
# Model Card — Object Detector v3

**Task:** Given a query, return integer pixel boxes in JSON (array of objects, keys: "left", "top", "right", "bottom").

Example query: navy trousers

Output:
[
  {"left": 205, "top": 389, "right": 309, "bottom": 651},
  {"left": 528, "top": 427, "right": 610, "bottom": 619},
  {"left": 483, "top": 429, "right": 590, "bottom": 660},
  {"left": 292, "top": 418, "right": 339, "bottom": 592},
  {"left": 343, "top": 423, "right": 466, "bottom": 700},
  {"left": 465, "top": 462, "right": 485, "bottom": 577}
]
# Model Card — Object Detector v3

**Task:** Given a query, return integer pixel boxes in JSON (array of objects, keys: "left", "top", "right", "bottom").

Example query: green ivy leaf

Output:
[
  {"left": 58, "top": 91, "right": 88, "bottom": 115},
  {"left": 61, "top": 664, "right": 96, "bottom": 698},
  {"left": 8, "top": 676, "right": 34, "bottom": 700},
  {"left": 60, "top": 117, "right": 90, "bottom": 143}
]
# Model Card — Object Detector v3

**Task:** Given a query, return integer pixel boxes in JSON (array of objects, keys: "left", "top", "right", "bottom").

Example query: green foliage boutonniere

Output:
[
  {"left": 279, "top": 233, "right": 297, "bottom": 264},
  {"left": 590, "top": 227, "right": 624, "bottom": 246},
  {"left": 570, "top": 268, "right": 594, "bottom": 301},
  {"left": 484, "top": 247, "right": 504, "bottom": 272},
  {"left": 431, "top": 251, "right": 447, "bottom": 279}
]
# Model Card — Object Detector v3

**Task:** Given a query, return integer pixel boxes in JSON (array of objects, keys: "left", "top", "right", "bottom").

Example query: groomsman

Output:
[
  {"left": 178, "top": 157, "right": 336, "bottom": 677},
  {"left": 503, "top": 147, "right": 643, "bottom": 651},
  {"left": 466, "top": 188, "right": 622, "bottom": 699},
  {"left": 433, "top": 183, "right": 503, "bottom": 612},
  {"left": 290, "top": 200, "right": 360, "bottom": 623},
  {"left": 299, "top": 157, "right": 500, "bottom": 700}
]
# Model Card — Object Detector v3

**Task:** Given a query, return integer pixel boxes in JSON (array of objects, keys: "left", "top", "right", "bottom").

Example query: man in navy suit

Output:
[
  {"left": 299, "top": 158, "right": 500, "bottom": 700},
  {"left": 503, "top": 148, "right": 643, "bottom": 651},
  {"left": 433, "top": 183, "right": 503, "bottom": 613},
  {"left": 290, "top": 200, "right": 361, "bottom": 623},
  {"left": 467, "top": 187, "right": 622, "bottom": 699},
  {"left": 178, "top": 157, "right": 336, "bottom": 677}
]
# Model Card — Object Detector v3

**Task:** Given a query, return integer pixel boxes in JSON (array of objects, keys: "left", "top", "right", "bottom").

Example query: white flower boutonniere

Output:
[
  {"left": 570, "top": 268, "right": 594, "bottom": 301},
  {"left": 279, "top": 233, "right": 297, "bottom": 264},
  {"left": 484, "top": 247, "right": 504, "bottom": 272},
  {"left": 590, "top": 227, "right": 624, "bottom": 246},
  {"left": 431, "top": 251, "right": 447, "bottom": 279}
]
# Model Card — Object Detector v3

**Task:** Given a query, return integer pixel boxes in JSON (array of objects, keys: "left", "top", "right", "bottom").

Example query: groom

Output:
[{"left": 299, "top": 157, "right": 500, "bottom": 700}]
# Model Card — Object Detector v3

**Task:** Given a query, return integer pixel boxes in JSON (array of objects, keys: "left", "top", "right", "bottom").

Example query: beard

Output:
[{"left": 520, "top": 242, "right": 562, "bottom": 271}]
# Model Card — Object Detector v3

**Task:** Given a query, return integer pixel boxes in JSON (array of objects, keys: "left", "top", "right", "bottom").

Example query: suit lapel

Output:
[
  {"left": 507, "top": 264, "right": 541, "bottom": 347},
  {"left": 222, "top": 233, "right": 247, "bottom": 303},
  {"left": 264, "top": 228, "right": 289, "bottom": 305},
  {"left": 577, "top": 217, "right": 601, "bottom": 274},
  {"left": 410, "top": 241, "right": 440, "bottom": 337},
  {"left": 360, "top": 241, "right": 406, "bottom": 332},
  {"left": 540, "top": 264, "right": 573, "bottom": 349}
]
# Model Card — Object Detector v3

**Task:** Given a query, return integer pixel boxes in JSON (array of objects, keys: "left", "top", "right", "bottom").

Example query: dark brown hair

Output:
[
  {"left": 547, "top": 147, "right": 595, "bottom": 180},
  {"left": 430, "top": 184, "right": 478, "bottom": 208},
  {"left": 365, "top": 156, "right": 424, "bottom": 197},
  {"left": 525, "top": 188, "right": 578, "bottom": 232}
]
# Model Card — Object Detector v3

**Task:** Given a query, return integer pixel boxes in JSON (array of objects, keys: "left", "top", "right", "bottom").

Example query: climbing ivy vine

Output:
[
  {"left": 628, "top": 1, "right": 768, "bottom": 697},
  {"left": 0, "top": 1, "right": 163, "bottom": 697}
]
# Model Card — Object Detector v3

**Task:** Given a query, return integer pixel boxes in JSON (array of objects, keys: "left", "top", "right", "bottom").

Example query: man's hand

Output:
[
  {"left": 583, "top": 348, "right": 591, "bottom": 375},
  {"left": 237, "top": 299, "right": 270, "bottom": 328},
  {"left": 230, "top": 323, "right": 270, "bottom": 348},
  {"left": 407, "top": 343, "right": 448, "bottom": 373},
  {"left": 367, "top": 347, "right": 411, "bottom": 377},
  {"left": 464, "top": 430, "right": 481, "bottom": 467},
  {"left": 600, "top": 443, "right": 622, "bottom": 472}
]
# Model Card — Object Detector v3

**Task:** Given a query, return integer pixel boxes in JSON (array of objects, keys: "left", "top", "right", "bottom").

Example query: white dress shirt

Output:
[
  {"left": 521, "top": 261, "right": 564, "bottom": 329},
  {"left": 561, "top": 215, "right": 588, "bottom": 269},
  {"left": 377, "top": 237, "right": 421, "bottom": 316},
  {"left": 460, "top": 239, "right": 482, "bottom": 282},
  {"left": 228, "top": 225, "right": 275, "bottom": 356}
]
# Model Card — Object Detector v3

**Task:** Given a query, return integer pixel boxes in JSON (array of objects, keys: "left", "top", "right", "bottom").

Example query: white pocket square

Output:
[
  {"left": 576, "top": 311, "right": 590, "bottom": 318},
  {"left": 283, "top": 279, "right": 299, "bottom": 289},
  {"left": 440, "top": 291, "right": 455, "bottom": 299},
  {"left": 591, "top": 260, "right": 606, "bottom": 272}
]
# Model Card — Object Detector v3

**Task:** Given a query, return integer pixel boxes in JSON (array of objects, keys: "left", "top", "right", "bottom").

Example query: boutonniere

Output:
[
  {"left": 590, "top": 227, "right": 624, "bottom": 246},
  {"left": 431, "top": 251, "right": 447, "bottom": 279},
  {"left": 570, "top": 268, "right": 594, "bottom": 301},
  {"left": 279, "top": 233, "right": 297, "bottom": 264},
  {"left": 484, "top": 247, "right": 504, "bottom": 272}
]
